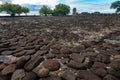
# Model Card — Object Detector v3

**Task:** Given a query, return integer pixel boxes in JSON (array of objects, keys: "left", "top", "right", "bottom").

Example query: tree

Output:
[
  {"left": 22, "top": 7, "right": 30, "bottom": 16},
  {"left": 0, "top": 2, "right": 30, "bottom": 16},
  {"left": 53, "top": 4, "right": 70, "bottom": 16},
  {"left": 110, "top": 1, "right": 120, "bottom": 13},
  {"left": 39, "top": 5, "right": 52, "bottom": 16}
]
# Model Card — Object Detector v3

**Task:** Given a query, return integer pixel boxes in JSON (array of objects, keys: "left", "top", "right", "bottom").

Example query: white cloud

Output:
[
  {"left": 66, "top": 0, "right": 80, "bottom": 2},
  {"left": 0, "top": 1, "right": 1, "bottom": 3},
  {"left": 0, "top": 0, "right": 12, "bottom": 3},
  {"left": 69, "top": 4, "right": 115, "bottom": 13},
  {"left": 12, "top": 0, "right": 59, "bottom": 7}
]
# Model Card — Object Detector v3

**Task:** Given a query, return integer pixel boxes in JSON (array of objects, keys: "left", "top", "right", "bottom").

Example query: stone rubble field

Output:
[{"left": 0, "top": 16, "right": 120, "bottom": 80}]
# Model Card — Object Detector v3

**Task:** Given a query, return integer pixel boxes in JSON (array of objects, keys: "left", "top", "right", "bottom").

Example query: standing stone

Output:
[{"left": 73, "top": 8, "right": 77, "bottom": 16}]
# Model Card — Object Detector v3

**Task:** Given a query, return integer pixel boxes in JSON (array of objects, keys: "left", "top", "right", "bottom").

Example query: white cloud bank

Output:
[
  {"left": 70, "top": 4, "right": 115, "bottom": 13},
  {"left": 66, "top": 0, "right": 81, "bottom": 2},
  {"left": 12, "top": 0, "right": 59, "bottom": 7}
]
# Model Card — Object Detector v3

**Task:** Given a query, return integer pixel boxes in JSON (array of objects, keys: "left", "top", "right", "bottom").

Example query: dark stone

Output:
[
  {"left": 46, "top": 53, "right": 55, "bottom": 59},
  {"left": 1, "top": 51, "right": 13, "bottom": 55},
  {"left": 55, "top": 54, "right": 69, "bottom": 58},
  {"left": 0, "top": 73, "right": 10, "bottom": 80},
  {"left": 101, "top": 54, "right": 111, "bottom": 63},
  {"left": 13, "top": 47, "right": 24, "bottom": 53},
  {"left": 107, "top": 68, "right": 120, "bottom": 78},
  {"left": 34, "top": 45, "right": 41, "bottom": 50},
  {"left": 25, "top": 49, "right": 36, "bottom": 55},
  {"left": 0, "top": 48, "right": 9, "bottom": 53},
  {"left": 91, "top": 68, "right": 107, "bottom": 77},
  {"left": 24, "top": 55, "right": 44, "bottom": 71},
  {"left": 40, "top": 45, "right": 50, "bottom": 50},
  {"left": 50, "top": 49, "right": 60, "bottom": 54},
  {"left": 11, "top": 69, "right": 25, "bottom": 80},
  {"left": 16, "top": 57, "right": 27, "bottom": 68},
  {"left": 109, "top": 61, "right": 120, "bottom": 70},
  {"left": 18, "top": 41, "right": 27, "bottom": 47},
  {"left": 0, "top": 63, "right": 8, "bottom": 71},
  {"left": 36, "top": 68, "right": 49, "bottom": 78},
  {"left": 0, "top": 42, "right": 10, "bottom": 48},
  {"left": 24, "top": 45, "right": 35, "bottom": 50},
  {"left": 40, "top": 75, "right": 62, "bottom": 80},
  {"left": 50, "top": 44, "right": 62, "bottom": 50},
  {"left": 1, "top": 64, "right": 16, "bottom": 75},
  {"left": 60, "top": 71, "right": 77, "bottom": 80},
  {"left": 92, "top": 62, "right": 106, "bottom": 68},
  {"left": 60, "top": 47, "right": 71, "bottom": 54},
  {"left": 82, "top": 52, "right": 98, "bottom": 57},
  {"left": 60, "top": 58, "right": 69, "bottom": 64},
  {"left": 70, "top": 45, "right": 85, "bottom": 53},
  {"left": 22, "top": 72, "right": 38, "bottom": 80},
  {"left": 70, "top": 53, "right": 84, "bottom": 63},
  {"left": 103, "top": 74, "right": 119, "bottom": 80},
  {"left": 77, "top": 70, "right": 101, "bottom": 80},
  {"left": 42, "top": 59, "right": 60, "bottom": 71},
  {"left": 67, "top": 60, "right": 86, "bottom": 69},
  {"left": 13, "top": 50, "right": 26, "bottom": 57},
  {"left": 9, "top": 42, "right": 18, "bottom": 46},
  {"left": 35, "top": 50, "right": 48, "bottom": 56}
]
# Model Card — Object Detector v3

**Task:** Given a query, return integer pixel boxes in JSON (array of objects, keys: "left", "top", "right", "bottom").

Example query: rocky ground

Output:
[{"left": 0, "top": 16, "right": 120, "bottom": 80}]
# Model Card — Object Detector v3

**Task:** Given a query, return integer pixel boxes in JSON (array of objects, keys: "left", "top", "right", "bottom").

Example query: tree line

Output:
[
  {"left": 39, "top": 4, "right": 70, "bottom": 16},
  {"left": 0, "top": 0, "right": 120, "bottom": 17},
  {"left": 0, "top": 3, "right": 70, "bottom": 16}
]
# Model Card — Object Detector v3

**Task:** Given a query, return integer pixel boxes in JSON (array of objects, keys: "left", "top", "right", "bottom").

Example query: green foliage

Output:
[
  {"left": 39, "top": 5, "right": 52, "bottom": 16},
  {"left": 0, "top": 2, "right": 30, "bottom": 16},
  {"left": 110, "top": 1, "right": 120, "bottom": 13},
  {"left": 53, "top": 4, "right": 70, "bottom": 16},
  {"left": 22, "top": 7, "right": 30, "bottom": 15}
]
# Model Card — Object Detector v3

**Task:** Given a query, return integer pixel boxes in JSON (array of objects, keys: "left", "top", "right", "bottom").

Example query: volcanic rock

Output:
[
  {"left": 1, "top": 51, "right": 13, "bottom": 55},
  {"left": 1, "top": 64, "right": 16, "bottom": 75},
  {"left": 92, "top": 62, "right": 106, "bottom": 68},
  {"left": 70, "top": 53, "right": 84, "bottom": 63},
  {"left": 37, "top": 68, "right": 49, "bottom": 77},
  {"left": 67, "top": 60, "right": 86, "bottom": 69},
  {"left": 25, "top": 49, "right": 36, "bottom": 55},
  {"left": 91, "top": 68, "right": 107, "bottom": 77},
  {"left": 42, "top": 59, "right": 60, "bottom": 71},
  {"left": 22, "top": 72, "right": 38, "bottom": 80},
  {"left": 24, "top": 55, "right": 44, "bottom": 71},
  {"left": 60, "top": 47, "right": 71, "bottom": 54},
  {"left": 103, "top": 74, "right": 119, "bottom": 80},
  {"left": 39, "top": 75, "right": 62, "bottom": 80},
  {"left": 77, "top": 70, "right": 101, "bottom": 80},
  {"left": 11, "top": 69, "right": 25, "bottom": 80},
  {"left": 60, "top": 71, "right": 77, "bottom": 80},
  {"left": 0, "top": 63, "right": 8, "bottom": 71}
]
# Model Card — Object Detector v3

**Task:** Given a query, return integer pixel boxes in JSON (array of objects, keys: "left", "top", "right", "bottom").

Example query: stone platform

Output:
[{"left": 0, "top": 28, "right": 120, "bottom": 80}]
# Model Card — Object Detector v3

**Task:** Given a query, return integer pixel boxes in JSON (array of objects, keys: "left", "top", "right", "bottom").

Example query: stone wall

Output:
[{"left": 0, "top": 14, "right": 120, "bottom": 45}]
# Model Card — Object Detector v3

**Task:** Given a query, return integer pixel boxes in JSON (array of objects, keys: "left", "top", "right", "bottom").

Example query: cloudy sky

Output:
[{"left": 0, "top": 0, "right": 117, "bottom": 15}]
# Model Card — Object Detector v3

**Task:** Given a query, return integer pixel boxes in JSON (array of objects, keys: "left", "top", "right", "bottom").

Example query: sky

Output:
[{"left": 0, "top": 0, "right": 118, "bottom": 15}]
